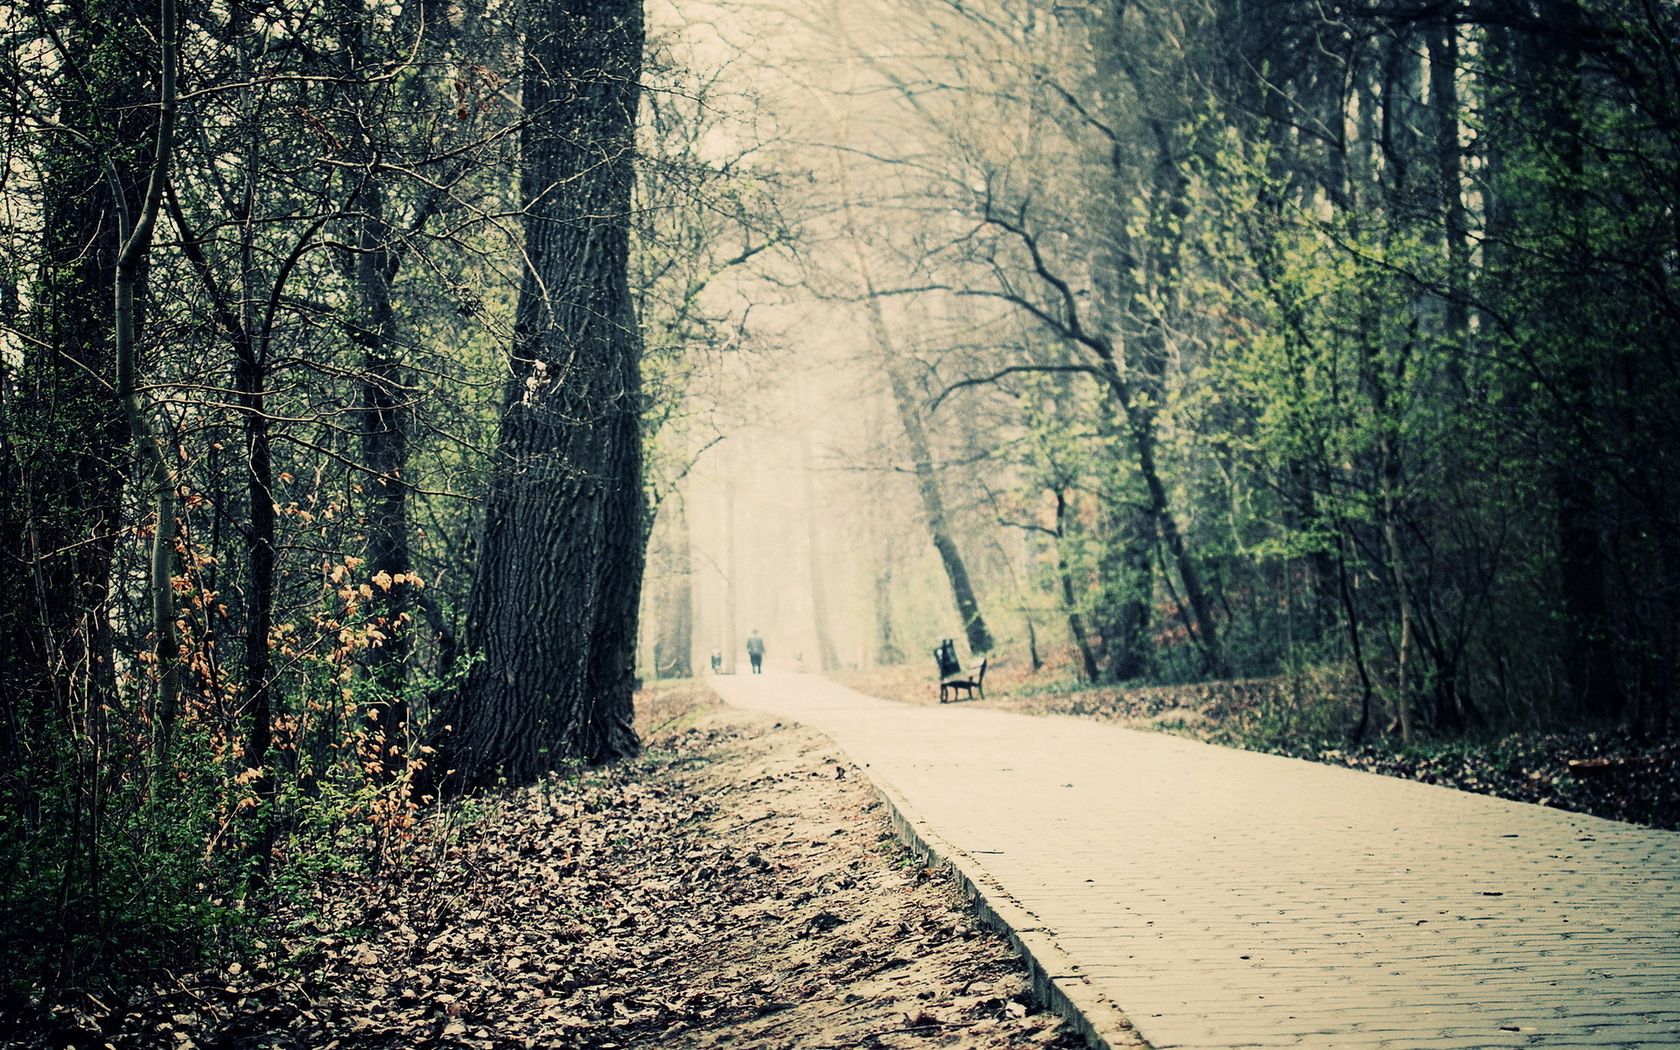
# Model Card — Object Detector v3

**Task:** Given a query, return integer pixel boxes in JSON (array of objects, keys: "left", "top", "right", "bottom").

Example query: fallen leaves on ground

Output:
[{"left": 23, "top": 682, "right": 1081, "bottom": 1049}]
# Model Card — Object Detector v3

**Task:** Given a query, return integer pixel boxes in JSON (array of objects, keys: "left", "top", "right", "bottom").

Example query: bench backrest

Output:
[{"left": 933, "top": 638, "right": 962, "bottom": 677}]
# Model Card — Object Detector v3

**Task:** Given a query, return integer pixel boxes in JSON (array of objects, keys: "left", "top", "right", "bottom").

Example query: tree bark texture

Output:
[{"left": 446, "top": 0, "right": 645, "bottom": 788}]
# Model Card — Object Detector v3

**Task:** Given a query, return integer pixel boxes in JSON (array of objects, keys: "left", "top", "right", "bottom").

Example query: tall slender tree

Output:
[{"left": 0, "top": 0, "right": 156, "bottom": 769}]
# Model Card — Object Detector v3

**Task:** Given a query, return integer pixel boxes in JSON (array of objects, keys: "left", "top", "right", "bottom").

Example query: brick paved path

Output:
[{"left": 706, "top": 672, "right": 1680, "bottom": 1049}]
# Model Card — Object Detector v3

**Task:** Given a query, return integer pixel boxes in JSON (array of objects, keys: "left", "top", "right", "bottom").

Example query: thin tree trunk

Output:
[
  {"left": 1121, "top": 400, "right": 1222, "bottom": 672},
  {"left": 817, "top": 62, "right": 994, "bottom": 655},
  {"left": 336, "top": 0, "right": 414, "bottom": 777},
  {"left": 352, "top": 193, "right": 414, "bottom": 777},
  {"left": 869, "top": 409, "right": 903, "bottom": 666},
  {"left": 1375, "top": 36, "right": 1424, "bottom": 744},
  {"left": 1101, "top": 501, "right": 1154, "bottom": 681},
  {"left": 236, "top": 336, "right": 277, "bottom": 875},
  {"left": 113, "top": 0, "right": 181, "bottom": 765},
  {"left": 1429, "top": 19, "right": 1471, "bottom": 396},
  {"left": 799, "top": 423, "right": 841, "bottom": 671},
  {"left": 333, "top": 0, "right": 468, "bottom": 777},
  {"left": 1054, "top": 491, "right": 1101, "bottom": 682},
  {"left": 653, "top": 493, "right": 694, "bottom": 678},
  {"left": 722, "top": 438, "right": 740, "bottom": 673},
  {"left": 1542, "top": 0, "right": 1621, "bottom": 721},
  {"left": 873, "top": 558, "right": 902, "bottom": 666},
  {"left": 0, "top": 0, "right": 156, "bottom": 774},
  {"left": 1339, "top": 533, "right": 1379, "bottom": 742},
  {"left": 1089, "top": 4, "right": 1219, "bottom": 675},
  {"left": 2, "top": 0, "right": 174, "bottom": 987},
  {"left": 863, "top": 294, "right": 994, "bottom": 655},
  {"left": 1094, "top": 400, "right": 1153, "bottom": 680},
  {"left": 1381, "top": 462, "right": 1415, "bottom": 746},
  {"left": 223, "top": 17, "right": 283, "bottom": 879}
]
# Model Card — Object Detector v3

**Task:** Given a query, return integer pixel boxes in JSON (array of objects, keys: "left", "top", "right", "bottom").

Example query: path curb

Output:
[{"left": 867, "top": 775, "right": 1149, "bottom": 1050}]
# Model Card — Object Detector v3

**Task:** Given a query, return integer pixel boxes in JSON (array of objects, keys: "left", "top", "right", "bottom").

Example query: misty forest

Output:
[{"left": 3, "top": 0, "right": 1678, "bottom": 1043}]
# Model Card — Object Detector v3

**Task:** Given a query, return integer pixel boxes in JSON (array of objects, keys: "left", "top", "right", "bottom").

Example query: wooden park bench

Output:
[{"left": 933, "top": 639, "right": 988, "bottom": 703}]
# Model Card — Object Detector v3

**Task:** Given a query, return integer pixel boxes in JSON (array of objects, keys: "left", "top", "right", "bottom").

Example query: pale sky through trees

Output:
[{"left": 639, "top": 0, "right": 1043, "bottom": 676}]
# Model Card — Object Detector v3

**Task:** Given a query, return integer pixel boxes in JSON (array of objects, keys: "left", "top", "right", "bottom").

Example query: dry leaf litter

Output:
[{"left": 20, "top": 681, "right": 1080, "bottom": 1050}]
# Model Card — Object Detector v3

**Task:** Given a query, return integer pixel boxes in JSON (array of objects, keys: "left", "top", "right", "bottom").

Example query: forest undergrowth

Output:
[
  {"left": 4, "top": 681, "right": 1079, "bottom": 1049},
  {"left": 835, "top": 660, "right": 1680, "bottom": 830}
]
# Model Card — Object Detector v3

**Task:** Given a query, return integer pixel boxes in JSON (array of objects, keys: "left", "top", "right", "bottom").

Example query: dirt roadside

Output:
[{"left": 25, "top": 682, "right": 1084, "bottom": 1049}]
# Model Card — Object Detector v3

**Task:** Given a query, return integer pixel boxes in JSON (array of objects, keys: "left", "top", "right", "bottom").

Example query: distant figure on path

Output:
[
  {"left": 709, "top": 649, "right": 723, "bottom": 674},
  {"left": 746, "top": 630, "right": 765, "bottom": 674}
]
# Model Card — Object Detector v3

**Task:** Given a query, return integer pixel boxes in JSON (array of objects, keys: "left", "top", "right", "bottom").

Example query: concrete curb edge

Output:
[{"left": 868, "top": 776, "right": 1149, "bottom": 1050}]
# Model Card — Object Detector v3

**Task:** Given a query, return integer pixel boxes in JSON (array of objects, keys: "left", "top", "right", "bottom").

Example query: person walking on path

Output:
[{"left": 746, "top": 630, "right": 765, "bottom": 674}]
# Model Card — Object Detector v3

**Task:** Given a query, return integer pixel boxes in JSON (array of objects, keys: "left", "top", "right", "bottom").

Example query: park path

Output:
[{"left": 706, "top": 672, "right": 1680, "bottom": 1050}]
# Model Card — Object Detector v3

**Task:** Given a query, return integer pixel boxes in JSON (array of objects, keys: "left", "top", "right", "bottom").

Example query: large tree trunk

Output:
[{"left": 445, "top": 0, "right": 645, "bottom": 788}]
